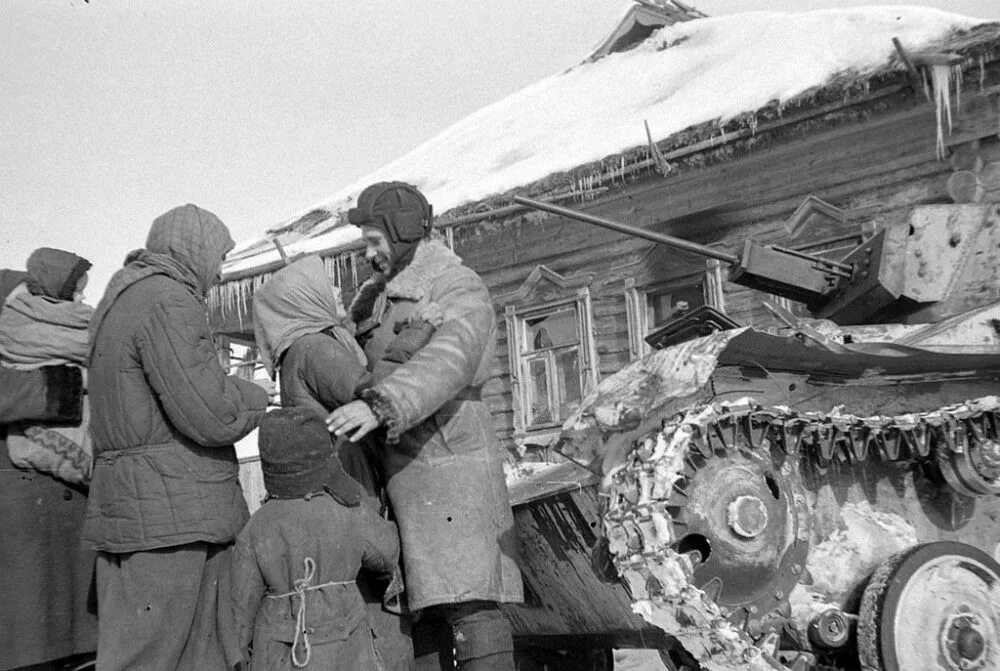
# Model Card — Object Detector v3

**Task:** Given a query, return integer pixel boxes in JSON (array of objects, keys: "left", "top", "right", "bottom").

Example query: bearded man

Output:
[{"left": 327, "top": 182, "right": 523, "bottom": 671}]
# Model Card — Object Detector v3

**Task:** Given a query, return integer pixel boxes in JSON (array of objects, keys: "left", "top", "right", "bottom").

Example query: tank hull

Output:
[{"left": 503, "top": 326, "right": 1000, "bottom": 670}]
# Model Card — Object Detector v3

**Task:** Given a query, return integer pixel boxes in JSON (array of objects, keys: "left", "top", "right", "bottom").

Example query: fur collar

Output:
[
  {"left": 349, "top": 236, "right": 460, "bottom": 325},
  {"left": 386, "top": 237, "right": 459, "bottom": 300}
]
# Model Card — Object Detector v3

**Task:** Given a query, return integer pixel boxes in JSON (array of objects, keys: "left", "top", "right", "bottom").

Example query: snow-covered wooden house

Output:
[{"left": 210, "top": 3, "right": 1000, "bottom": 457}]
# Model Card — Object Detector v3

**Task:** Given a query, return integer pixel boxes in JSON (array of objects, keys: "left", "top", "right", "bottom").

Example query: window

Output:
[
  {"left": 626, "top": 261, "right": 725, "bottom": 359},
  {"left": 506, "top": 294, "right": 597, "bottom": 435},
  {"left": 644, "top": 283, "right": 706, "bottom": 330}
]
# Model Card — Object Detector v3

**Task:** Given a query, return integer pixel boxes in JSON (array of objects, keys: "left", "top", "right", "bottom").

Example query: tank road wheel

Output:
[
  {"left": 858, "top": 541, "right": 1000, "bottom": 671},
  {"left": 937, "top": 436, "right": 1000, "bottom": 497}
]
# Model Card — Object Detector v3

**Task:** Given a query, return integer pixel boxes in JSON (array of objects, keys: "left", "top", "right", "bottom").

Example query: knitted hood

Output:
[{"left": 89, "top": 204, "right": 234, "bottom": 358}]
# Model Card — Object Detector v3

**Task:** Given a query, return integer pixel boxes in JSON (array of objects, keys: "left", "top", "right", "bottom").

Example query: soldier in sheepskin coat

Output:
[{"left": 327, "top": 182, "right": 522, "bottom": 671}]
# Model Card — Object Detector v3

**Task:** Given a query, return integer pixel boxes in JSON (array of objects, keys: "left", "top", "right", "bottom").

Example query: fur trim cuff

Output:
[{"left": 361, "top": 388, "right": 404, "bottom": 443}]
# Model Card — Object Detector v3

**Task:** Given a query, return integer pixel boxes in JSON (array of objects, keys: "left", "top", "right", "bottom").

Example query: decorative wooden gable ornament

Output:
[
  {"left": 498, "top": 265, "right": 595, "bottom": 308},
  {"left": 784, "top": 195, "right": 847, "bottom": 239}
]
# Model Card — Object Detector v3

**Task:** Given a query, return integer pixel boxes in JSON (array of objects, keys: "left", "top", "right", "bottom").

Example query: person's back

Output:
[
  {"left": 0, "top": 247, "right": 93, "bottom": 371},
  {"left": 233, "top": 494, "right": 399, "bottom": 671},
  {"left": 0, "top": 266, "right": 96, "bottom": 670},
  {"left": 231, "top": 407, "right": 400, "bottom": 671},
  {"left": 1, "top": 247, "right": 95, "bottom": 485},
  {"left": 84, "top": 203, "right": 268, "bottom": 671}
]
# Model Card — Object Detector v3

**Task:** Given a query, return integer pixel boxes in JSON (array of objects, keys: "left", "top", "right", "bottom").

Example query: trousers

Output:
[{"left": 95, "top": 542, "right": 236, "bottom": 671}]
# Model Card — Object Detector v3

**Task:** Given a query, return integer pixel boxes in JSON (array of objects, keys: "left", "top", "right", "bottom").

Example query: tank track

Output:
[{"left": 601, "top": 395, "right": 1000, "bottom": 671}]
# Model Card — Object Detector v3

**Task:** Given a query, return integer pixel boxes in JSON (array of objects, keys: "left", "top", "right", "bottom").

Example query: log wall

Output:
[
  {"left": 455, "top": 73, "right": 1000, "bottom": 451},
  {"left": 207, "top": 59, "right": 1000, "bottom": 455}
]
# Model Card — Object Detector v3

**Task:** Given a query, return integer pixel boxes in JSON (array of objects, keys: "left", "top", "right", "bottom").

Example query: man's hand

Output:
[{"left": 326, "top": 400, "right": 381, "bottom": 442}]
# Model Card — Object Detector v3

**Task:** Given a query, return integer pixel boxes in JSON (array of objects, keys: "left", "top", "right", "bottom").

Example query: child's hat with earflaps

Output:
[{"left": 258, "top": 407, "right": 362, "bottom": 505}]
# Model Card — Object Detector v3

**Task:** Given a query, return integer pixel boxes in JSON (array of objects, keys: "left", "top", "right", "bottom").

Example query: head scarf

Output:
[
  {"left": 25, "top": 248, "right": 92, "bottom": 301},
  {"left": 89, "top": 204, "right": 233, "bottom": 358},
  {"left": 253, "top": 255, "right": 361, "bottom": 378}
]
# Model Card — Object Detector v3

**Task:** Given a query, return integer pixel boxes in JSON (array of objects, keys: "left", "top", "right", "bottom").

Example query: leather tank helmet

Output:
[
  {"left": 348, "top": 182, "right": 432, "bottom": 243},
  {"left": 348, "top": 181, "right": 433, "bottom": 274}
]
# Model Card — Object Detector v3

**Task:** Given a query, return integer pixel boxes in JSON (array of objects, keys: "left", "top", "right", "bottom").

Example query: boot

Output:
[{"left": 442, "top": 601, "right": 515, "bottom": 671}]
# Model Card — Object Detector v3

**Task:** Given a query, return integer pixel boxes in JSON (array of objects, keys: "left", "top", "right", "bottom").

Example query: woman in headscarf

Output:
[
  {"left": 0, "top": 254, "right": 95, "bottom": 670},
  {"left": 0, "top": 247, "right": 95, "bottom": 485},
  {"left": 252, "top": 254, "right": 413, "bottom": 670},
  {"left": 252, "top": 255, "right": 377, "bottom": 492},
  {"left": 0, "top": 246, "right": 93, "bottom": 370}
]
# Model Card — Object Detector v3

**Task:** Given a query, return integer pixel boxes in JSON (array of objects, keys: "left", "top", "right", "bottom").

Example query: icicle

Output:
[
  {"left": 930, "top": 63, "right": 955, "bottom": 160},
  {"left": 954, "top": 64, "right": 963, "bottom": 117},
  {"left": 980, "top": 55, "right": 986, "bottom": 92}
]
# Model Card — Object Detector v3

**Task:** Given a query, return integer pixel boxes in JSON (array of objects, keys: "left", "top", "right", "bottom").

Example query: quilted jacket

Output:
[{"left": 84, "top": 205, "right": 267, "bottom": 552}]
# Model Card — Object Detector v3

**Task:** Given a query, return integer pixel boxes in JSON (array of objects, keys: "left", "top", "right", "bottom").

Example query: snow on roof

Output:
[{"left": 223, "top": 6, "right": 988, "bottom": 278}]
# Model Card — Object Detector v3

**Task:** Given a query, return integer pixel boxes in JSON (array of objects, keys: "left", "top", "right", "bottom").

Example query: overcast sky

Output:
[{"left": 3, "top": 0, "right": 999, "bottom": 298}]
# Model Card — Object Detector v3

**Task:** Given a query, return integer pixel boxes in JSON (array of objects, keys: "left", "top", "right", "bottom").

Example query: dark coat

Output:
[
  {"left": 280, "top": 331, "right": 365, "bottom": 416},
  {"left": 351, "top": 237, "right": 523, "bottom": 611},
  {"left": 0, "top": 273, "right": 95, "bottom": 670},
  {"left": 279, "top": 332, "right": 384, "bottom": 497},
  {"left": 85, "top": 209, "right": 267, "bottom": 552},
  {"left": 231, "top": 494, "right": 399, "bottom": 671},
  {"left": 252, "top": 256, "right": 380, "bottom": 495}
]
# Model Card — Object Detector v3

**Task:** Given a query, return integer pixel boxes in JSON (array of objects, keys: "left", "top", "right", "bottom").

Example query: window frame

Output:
[
  {"left": 625, "top": 260, "right": 726, "bottom": 360},
  {"left": 505, "top": 288, "right": 598, "bottom": 438}
]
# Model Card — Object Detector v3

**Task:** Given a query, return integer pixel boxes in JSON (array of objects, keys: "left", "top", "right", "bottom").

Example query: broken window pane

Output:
[
  {"left": 555, "top": 347, "right": 582, "bottom": 418},
  {"left": 526, "top": 356, "right": 552, "bottom": 427},
  {"left": 646, "top": 283, "right": 705, "bottom": 330},
  {"left": 525, "top": 307, "right": 578, "bottom": 351}
]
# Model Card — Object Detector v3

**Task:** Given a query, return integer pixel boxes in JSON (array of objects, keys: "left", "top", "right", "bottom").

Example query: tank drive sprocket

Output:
[{"left": 666, "top": 444, "right": 809, "bottom": 637}]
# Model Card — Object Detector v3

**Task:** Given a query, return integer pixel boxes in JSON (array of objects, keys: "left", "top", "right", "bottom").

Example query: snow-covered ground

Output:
[{"left": 225, "top": 5, "right": 986, "bottom": 275}]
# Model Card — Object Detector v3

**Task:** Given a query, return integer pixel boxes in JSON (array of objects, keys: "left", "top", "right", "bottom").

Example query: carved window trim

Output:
[
  {"left": 504, "top": 288, "right": 598, "bottom": 441},
  {"left": 625, "top": 259, "right": 726, "bottom": 360}
]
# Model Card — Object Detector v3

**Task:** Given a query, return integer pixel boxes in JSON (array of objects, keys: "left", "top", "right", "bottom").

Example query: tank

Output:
[{"left": 497, "top": 199, "right": 1000, "bottom": 671}]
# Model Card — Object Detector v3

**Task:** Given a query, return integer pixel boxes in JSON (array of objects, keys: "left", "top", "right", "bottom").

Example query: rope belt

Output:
[{"left": 265, "top": 557, "right": 355, "bottom": 668}]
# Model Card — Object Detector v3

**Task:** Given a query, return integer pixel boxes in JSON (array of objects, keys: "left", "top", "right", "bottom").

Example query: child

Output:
[
  {"left": 0, "top": 247, "right": 94, "bottom": 484},
  {"left": 231, "top": 407, "right": 402, "bottom": 671}
]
